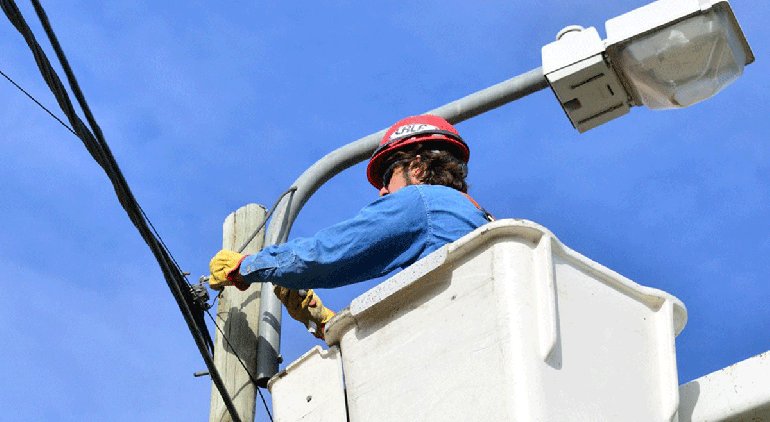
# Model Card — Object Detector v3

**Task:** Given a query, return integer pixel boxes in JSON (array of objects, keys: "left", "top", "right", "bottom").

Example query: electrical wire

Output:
[
  {"left": 1, "top": 61, "right": 198, "bottom": 329},
  {"left": 237, "top": 186, "right": 297, "bottom": 254},
  {"left": 0, "top": 68, "right": 76, "bottom": 135},
  {"left": 2, "top": 2, "right": 286, "bottom": 416},
  {"left": 4, "top": 34, "right": 279, "bottom": 418},
  {"left": 0, "top": 1, "right": 259, "bottom": 421}
]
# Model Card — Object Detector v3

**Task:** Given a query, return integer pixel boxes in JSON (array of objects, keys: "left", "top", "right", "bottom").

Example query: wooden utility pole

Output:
[{"left": 210, "top": 203, "right": 267, "bottom": 422}]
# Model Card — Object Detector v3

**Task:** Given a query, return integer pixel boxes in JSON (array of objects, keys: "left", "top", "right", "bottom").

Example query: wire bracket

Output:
[{"left": 191, "top": 276, "right": 212, "bottom": 311}]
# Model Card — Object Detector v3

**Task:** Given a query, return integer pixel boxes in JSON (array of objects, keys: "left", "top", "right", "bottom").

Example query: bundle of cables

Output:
[{"left": 0, "top": 1, "right": 274, "bottom": 420}]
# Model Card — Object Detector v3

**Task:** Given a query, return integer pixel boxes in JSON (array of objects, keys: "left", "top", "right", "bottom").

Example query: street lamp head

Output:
[
  {"left": 605, "top": 0, "right": 754, "bottom": 110},
  {"left": 542, "top": 0, "right": 754, "bottom": 132}
]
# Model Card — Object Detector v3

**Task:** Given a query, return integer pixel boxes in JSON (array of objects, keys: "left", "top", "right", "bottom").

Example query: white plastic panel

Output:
[
  {"left": 679, "top": 351, "right": 770, "bottom": 422},
  {"left": 267, "top": 346, "right": 347, "bottom": 422},
  {"left": 542, "top": 27, "right": 631, "bottom": 132}
]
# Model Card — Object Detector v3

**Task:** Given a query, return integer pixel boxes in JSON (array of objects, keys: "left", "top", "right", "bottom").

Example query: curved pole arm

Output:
[{"left": 255, "top": 67, "right": 548, "bottom": 384}]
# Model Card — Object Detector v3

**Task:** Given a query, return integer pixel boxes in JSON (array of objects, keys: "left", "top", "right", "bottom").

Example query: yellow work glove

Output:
[
  {"left": 274, "top": 286, "right": 335, "bottom": 339},
  {"left": 208, "top": 250, "right": 249, "bottom": 291}
]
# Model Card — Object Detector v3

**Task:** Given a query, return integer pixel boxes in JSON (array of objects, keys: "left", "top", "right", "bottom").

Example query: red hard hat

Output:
[{"left": 367, "top": 115, "right": 469, "bottom": 189}]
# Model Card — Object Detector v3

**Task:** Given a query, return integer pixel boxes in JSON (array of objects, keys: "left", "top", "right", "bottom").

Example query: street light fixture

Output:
[{"left": 542, "top": 0, "right": 754, "bottom": 133}]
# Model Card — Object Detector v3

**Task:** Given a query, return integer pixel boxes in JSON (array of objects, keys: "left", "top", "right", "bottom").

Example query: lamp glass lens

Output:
[{"left": 616, "top": 9, "right": 746, "bottom": 109}]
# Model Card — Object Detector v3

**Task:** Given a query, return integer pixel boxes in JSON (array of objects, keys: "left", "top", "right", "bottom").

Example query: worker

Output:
[{"left": 209, "top": 114, "right": 493, "bottom": 338}]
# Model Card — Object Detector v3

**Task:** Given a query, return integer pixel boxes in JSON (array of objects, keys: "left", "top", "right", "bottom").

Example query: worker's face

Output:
[
  {"left": 379, "top": 161, "right": 421, "bottom": 197},
  {"left": 379, "top": 166, "right": 407, "bottom": 197}
]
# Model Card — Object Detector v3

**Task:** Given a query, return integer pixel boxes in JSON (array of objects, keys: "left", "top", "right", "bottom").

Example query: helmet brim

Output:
[{"left": 366, "top": 135, "right": 469, "bottom": 189}]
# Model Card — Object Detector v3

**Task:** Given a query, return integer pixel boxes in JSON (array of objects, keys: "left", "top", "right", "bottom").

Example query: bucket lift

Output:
[
  {"left": 268, "top": 220, "right": 770, "bottom": 422},
  {"left": 269, "top": 220, "right": 687, "bottom": 421}
]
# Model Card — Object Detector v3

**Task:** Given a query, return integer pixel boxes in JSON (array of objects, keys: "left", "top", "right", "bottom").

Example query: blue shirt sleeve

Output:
[{"left": 238, "top": 186, "right": 431, "bottom": 289}]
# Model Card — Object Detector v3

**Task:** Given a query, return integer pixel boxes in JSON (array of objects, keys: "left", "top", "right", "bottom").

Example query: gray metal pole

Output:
[{"left": 255, "top": 67, "right": 549, "bottom": 384}]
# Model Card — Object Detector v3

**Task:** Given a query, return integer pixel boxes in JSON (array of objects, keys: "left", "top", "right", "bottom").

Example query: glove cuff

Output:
[{"left": 227, "top": 255, "right": 250, "bottom": 291}]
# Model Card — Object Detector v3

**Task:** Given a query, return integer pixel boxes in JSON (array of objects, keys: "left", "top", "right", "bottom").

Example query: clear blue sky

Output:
[{"left": 1, "top": 0, "right": 767, "bottom": 420}]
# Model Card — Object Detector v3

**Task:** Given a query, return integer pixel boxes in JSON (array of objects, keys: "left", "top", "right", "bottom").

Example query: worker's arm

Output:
[
  {"left": 238, "top": 186, "right": 431, "bottom": 290},
  {"left": 209, "top": 251, "right": 334, "bottom": 337}
]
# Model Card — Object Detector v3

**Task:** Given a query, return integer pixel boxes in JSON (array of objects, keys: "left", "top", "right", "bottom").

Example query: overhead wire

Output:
[
  {"left": 0, "top": 67, "right": 198, "bottom": 332},
  {"left": 0, "top": 68, "right": 76, "bottom": 135},
  {"left": 0, "top": 1, "right": 272, "bottom": 421},
  {"left": 237, "top": 186, "right": 297, "bottom": 254},
  {"left": 1, "top": 63, "right": 280, "bottom": 414},
  {"left": 1, "top": 1, "right": 284, "bottom": 414}
]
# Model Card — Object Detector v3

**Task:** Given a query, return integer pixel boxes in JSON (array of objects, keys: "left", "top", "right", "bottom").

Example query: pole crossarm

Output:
[{"left": 255, "top": 67, "right": 549, "bottom": 384}]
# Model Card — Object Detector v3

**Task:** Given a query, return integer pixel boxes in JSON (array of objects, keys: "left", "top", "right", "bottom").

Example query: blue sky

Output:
[{"left": 1, "top": 0, "right": 767, "bottom": 420}]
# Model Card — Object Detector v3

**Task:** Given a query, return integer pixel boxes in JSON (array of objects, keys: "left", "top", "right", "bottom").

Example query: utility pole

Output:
[{"left": 210, "top": 203, "right": 267, "bottom": 422}]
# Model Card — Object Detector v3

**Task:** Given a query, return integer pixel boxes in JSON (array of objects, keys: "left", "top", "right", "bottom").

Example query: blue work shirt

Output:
[{"left": 238, "top": 184, "right": 489, "bottom": 289}]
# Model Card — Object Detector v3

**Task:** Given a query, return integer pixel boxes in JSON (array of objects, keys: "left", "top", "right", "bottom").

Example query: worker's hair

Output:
[{"left": 384, "top": 143, "right": 469, "bottom": 193}]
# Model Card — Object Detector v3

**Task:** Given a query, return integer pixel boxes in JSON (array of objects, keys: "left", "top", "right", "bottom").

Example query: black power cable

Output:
[{"left": 0, "top": 1, "right": 248, "bottom": 421}]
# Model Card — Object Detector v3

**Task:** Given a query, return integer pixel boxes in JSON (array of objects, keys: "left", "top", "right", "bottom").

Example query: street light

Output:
[{"left": 542, "top": 0, "right": 754, "bottom": 133}]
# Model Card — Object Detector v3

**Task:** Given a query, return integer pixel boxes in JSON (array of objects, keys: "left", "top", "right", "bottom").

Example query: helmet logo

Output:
[{"left": 389, "top": 124, "right": 440, "bottom": 140}]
